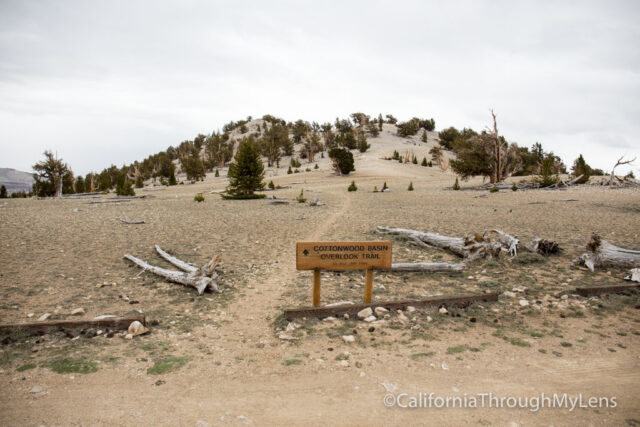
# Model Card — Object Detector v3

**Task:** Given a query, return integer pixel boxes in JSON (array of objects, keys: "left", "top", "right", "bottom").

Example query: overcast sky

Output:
[{"left": 1, "top": 0, "right": 638, "bottom": 175}]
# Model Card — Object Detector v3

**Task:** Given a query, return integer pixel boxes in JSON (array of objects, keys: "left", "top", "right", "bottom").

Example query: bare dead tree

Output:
[{"left": 609, "top": 155, "right": 636, "bottom": 186}]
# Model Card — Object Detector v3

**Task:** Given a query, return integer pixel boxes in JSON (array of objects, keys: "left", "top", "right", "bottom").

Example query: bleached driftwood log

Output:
[
  {"left": 376, "top": 226, "right": 502, "bottom": 260},
  {"left": 388, "top": 262, "right": 464, "bottom": 273},
  {"left": 308, "top": 194, "right": 325, "bottom": 206},
  {"left": 119, "top": 218, "right": 145, "bottom": 224},
  {"left": 124, "top": 246, "right": 221, "bottom": 295},
  {"left": 572, "top": 234, "right": 640, "bottom": 271},
  {"left": 378, "top": 226, "right": 559, "bottom": 260}
]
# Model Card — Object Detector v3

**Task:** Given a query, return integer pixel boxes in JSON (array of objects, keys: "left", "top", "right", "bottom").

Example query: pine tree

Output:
[
  {"left": 168, "top": 169, "right": 177, "bottom": 186},
  {"left": 0, "top": 185, "right": 7, "bottom": 198},
  {"left": 412, "top": 156, "right": 418, "bottom": 164},
  {"left": 135, "top": 175, "right": 144, "bottom": 188},
  {"left": 382, "top": 182, "right": 388, "bottom": 191},
  {"left": 408, "top": 182, "right": 414, "bottom": 191},
  {"left": 226, "top": 137, "right": 265, "bottom": 196},
  {"left": 570, "top": 154, "right": 591, "bottom": 184},
  {"left": 421, "top": 157, "right": 428, "bottom": 166},
  {"left": 378, "top": 114, "right": 383, "bottom": 130},
  {"left": 348, "top": 181, "right": 358, "bottom": 192},
  {"left": 421, "top": 130, "right": 427, "bottom": 143},
  {"left": 215, "top": 169, "right": 220, "bottom": 177},
  {"left": 287, "top": 166, "right": 293, "bottom": 174}
]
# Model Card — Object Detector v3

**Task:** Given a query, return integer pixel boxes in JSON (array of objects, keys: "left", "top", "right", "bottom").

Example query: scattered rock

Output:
[
  {"left": 357, "top": 307, "right": 373, "bottom": 319},
  {"left": 438, "top": 307, "right": 448, "bottom": 315},
  {"left": 29, "top": 385, "right": 44, "bottom": 395},
  {"left": 124, "top": 334, "right": 133, "bottom": 340},
  {"left": 374, "top": 307, "right": 389, "bottom": 316},
  {"left": 338, "top": 360, "right": 349, "bottom": 367},
  {"left": 343, "top": 313, "right": 350, "bottom": 320},
  {"left": 37, "top": 313, "right": 51, "bottom": 322},
  {"left": 442, "top": 363, "right": 449, "bottom": 371},
  {"left": 285, "top": 322, "right": 296, "bottom": 332},
  {"left": 561, "top": 295, "right": 568, "bottom": 300},
  {"left": 127, "top": 321, "right": 149, "bottom": 337},
  {"left": 363, "top": 315, "right": 377, "bottom": 323},
  {"left": 323, "top": 316, "right": 338, "bottom": 323},
  {"left": 236, "top": 415, "right": 253, "bottom": 424},
  {"left": 519, "top": 300, "right": 530, "bottom": 307},
  {"left": 397, "top": 312, "right": 409, "bottom": 323},
  {"left": 71, "top": 308, "right": 85, "bottom": 316},
  {"left": 278, "top": 333, "right": 298, "bottom": 341},
  {"left": 426, "top": 316, "right": 433, "bottom": 323},
  {"left": 503, "top": 291, "right": 517, "bottom": 298},
  {"left": 342, "top": 335, "right": 355, "bottom": 343},
  {"left": 26, "top": 313, "right": 34, "bottom": 318}
]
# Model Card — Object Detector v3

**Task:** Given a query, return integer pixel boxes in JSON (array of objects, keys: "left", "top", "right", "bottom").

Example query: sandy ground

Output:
[{"left": 0, "top": 126, "right": 639, "bottom": 426}]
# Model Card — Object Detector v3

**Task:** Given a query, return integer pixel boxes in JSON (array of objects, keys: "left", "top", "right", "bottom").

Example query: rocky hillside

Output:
[{"left": 0, "top": 168, "right": 33, "bottom": 194}]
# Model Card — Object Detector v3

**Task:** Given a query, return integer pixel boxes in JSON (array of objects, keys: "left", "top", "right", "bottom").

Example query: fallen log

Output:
[
  {"left": 574, "top": 284, "right": 639, "bottom": 297},
  {"left": 308, "top": 194, "right": 325, "bottom": 206},
  {"left": 284, "top": 292, "right": 498, "bottom": 320},
  {"left": 572, "top": 234, "right": 640, "bottom": 271},
  {"left": 625, "top": 268, "right": 640, "bottom": 283},
  {"left": 387, "top": 262, "right": 464, "bottom": 273},
  {"left": 377, "top": 226, "right": 502, "bottom": 261},
  {"left": 89, "top": 199, "right": 131, "bottom": 204},
  {"left": 524, "top": 238, "right": 560, "bottom": 255},
  {"left": 124, "top": 247, "right": 221, "bottom": 295},
  {"left": 0, "top": 314, "right": 145, "bottom": 337}
]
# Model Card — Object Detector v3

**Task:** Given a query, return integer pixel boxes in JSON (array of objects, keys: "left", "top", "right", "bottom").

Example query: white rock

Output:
[
  {"left": 442, "top": 363, "right": 449, "bottom": 371},
  {"left": 285, "top": 322, "right": 296, "bottom": 332},
  {"left": 426, "top": 316, "right": 433, "bottom": 323},
  {"left": 503, "top": 291, "right": 517, "bottom": 298},
  {"left": 342, "top": 335, "right": 355, "bottom": 343},
  {"left": 26, "top": 313, "right": 34, "bottom": 318},
  {"left": 357, "top": 307, "right": 373, "bottom": 319},
  {"left": 519, "top": 299, "right": 530, "bottom": 307},
  {"left": 374, "top": 307, "right": 389, "bottom": 316},
  {"left": 29, "top": 385, "right": 44, "bottom": 394},
  {"left": 406, "top": 306, "right": 416, "bottom": 313},
  {"left": 93, "top": 314, "right": 117, "bottom": 320},
  {"left": 37, "top": 313, "right": 51, "bottom": 321},
  {"left": 438, "top": 307, "right": 448, "bottom": 315},
  {"left": 339, "top": 360, "right": 349, "bottom": 367},
  {"left": 561, "top": 295, "right": 568, "bottom": 300},
  {"left": 363, "top": 315, "right": 377, "bottom": 323},
  {"left": 278, "top": 333, "right": 298, "bottom": 341},
  {"left": 124, "top": 333, "right": 134, "bottom": 340},
  {"left": 343, "top": 313, "right": 350, "bottom": 320},
  {"left": 71, "top": 308, "right": 85, "bottom": 316},
  {"left": 397, "top": 312, "right": 409, "bottom": 323},
  {"left": 323, "top": 316, "right": 338, "bottom": 323},
  {"left": 127, "top": 321, "right": 149, "bottom": 336}
]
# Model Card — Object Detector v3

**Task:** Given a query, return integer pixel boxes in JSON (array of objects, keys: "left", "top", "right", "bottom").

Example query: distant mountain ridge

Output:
[{"left": 0, "top": 168, "right": 34, "bottom": 194}]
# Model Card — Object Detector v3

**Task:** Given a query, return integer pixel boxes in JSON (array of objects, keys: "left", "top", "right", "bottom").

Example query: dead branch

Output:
[
  {"left": 524, "top": 238, "right": 560, "bottom": 255},
  {"left": 124, "top": 248, "right": 221, "bottom": 295},
  {"left": 388, "top": 262, "right": 464, "bottom": 273},
  {"left": 625, "top": 268, "right": 640, "bottom": 283},
  {"left": 119, "top": 218, "right": 145, "bottom": 225},
  {"left": 572, "top": 234, "right": 640, "bottom": 271},
  {"left": 610, "top": 156, "right": 636, "bottom": 186},
  {"left": 308, "top": 194, "right": 325, "bottom": 206}
]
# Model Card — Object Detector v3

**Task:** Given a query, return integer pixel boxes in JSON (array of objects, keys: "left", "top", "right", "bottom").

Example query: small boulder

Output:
[
  {"left": 519, "top": 299, "right": 530, "bottom": 307},
  {"left": 342, "top": 335, "right": 355, "bottom": 343},
  {"left": 71, "top": 308, "right": 85, "bottom": 316},
  {"left": 357, "top": 307, "right": 373, "bottom": 319},
  {"left": 438, "top": 307, "right": 448, "bottom": 315},
  {"left": 127, "top": 321, "right": 149, "bottom": 337},
  {"left": 406, "top": 306, "right": 416, "bottom": 313},
  {"left": 363, "top": 315, "right": 377, "bottom": 323},
  {"left": 374, "top": 307, "right": 389, "bottom": 316},
  {"left": 37, "top": 313, "right": 51, "bottom": 322}
]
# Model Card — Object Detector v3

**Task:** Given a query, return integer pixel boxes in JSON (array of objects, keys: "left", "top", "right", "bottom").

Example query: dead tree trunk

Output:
[
  {"left": 388, "top": 262, "right": 464, "bottom": 273},
  {"left": 609, "top": 156, "right": 636, "bottom": 186},
  {"left": 572, "top": 234, "right": 640, "bottom": 271},
  {"left": 124, "top": 246, "right": 221, "bottom": 295}
]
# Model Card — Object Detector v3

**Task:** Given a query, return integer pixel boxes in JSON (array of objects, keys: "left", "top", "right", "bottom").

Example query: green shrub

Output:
[
  {"left": 135, "top": 176, "right": 144, "bottom": 188},
  {"left": 408, "top": 182, "right": 414, "bottom": 191},
  {"left": 215, "top": 169, "right": 220, "bottom": 177},
  {"left": 453, "top": 177, "right": 460, "bottom": 191},
  {"left": 290, "top": 158, "right": 301, "bottom": 168},
  {"left": 373, "top": 186, "right": 378, "bottom": 192},
  {"left": 294, "top": 169, "right": 300, "bottom": 173},
  {"left": 382, "top": 182, "right": 388, "bottom": 191},
  {"left": 314, "top": 163, "right": 319, "bottom": 169},
  {"left": 194, "top": 193, "right": 204, "bottom": 202},
  {"left": 147, "top": 356, "right": 189, "bottom": 375},
  {"left": 116, "top": 180, "right": 135, "bottom": 196},
  {"left": 296, "top": 189, "right": 306, "bottom": 203},
  {"left": 348, "top": 181, "right": 358, "bottom": 192},
  {"left": 412, "top": 156, "right": 418, "bottom": 164},
  {"left": 47, "top": 358, "right": 97, "bottom": 374},
  {"left": 168, "top": 169, "right": 177, "bottom": 186},
  {"left": 489, "top": 186, "right": 499, "bottom": 193},
  {"left": 421, "top": 157, "right": 428, "bottom": 166},
  {"left": 287, "top": 166, "right": 293, "bottom": 174},
  {"left": 511, "top": 183, "right": 518, "bottom": 191},
  {"left": 268, "top": 180, "right": 275, "bottom": 189},
  {"left": 328, "top": 148, "right": 355, "bottom": 175}
]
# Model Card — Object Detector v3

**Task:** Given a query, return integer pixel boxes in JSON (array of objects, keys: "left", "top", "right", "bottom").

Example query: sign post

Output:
[{"left": 296, "top": 241, "right": 392, "bottom": 306}]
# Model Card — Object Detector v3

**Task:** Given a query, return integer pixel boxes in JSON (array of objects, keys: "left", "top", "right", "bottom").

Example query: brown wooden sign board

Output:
[{"left": 296, "top": 241, "right": 392, "bottom": 271}]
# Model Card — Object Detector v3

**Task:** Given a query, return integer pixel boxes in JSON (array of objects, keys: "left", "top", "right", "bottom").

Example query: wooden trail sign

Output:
[{"left": 296, "top": 241, "right": 392, "bottom": 306}]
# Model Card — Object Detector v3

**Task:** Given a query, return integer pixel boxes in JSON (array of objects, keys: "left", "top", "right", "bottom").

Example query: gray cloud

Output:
[{"left": 1, "top": 0, "right": 638, "bottom": 175}]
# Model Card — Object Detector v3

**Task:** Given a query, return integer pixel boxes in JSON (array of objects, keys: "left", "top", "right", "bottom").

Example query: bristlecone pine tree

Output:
[
  {"left": 0, "top": 185, "right": 7, "bottom": 198},
  {"left": 226, "top": 137, "right": 265, "bottom": 196}
]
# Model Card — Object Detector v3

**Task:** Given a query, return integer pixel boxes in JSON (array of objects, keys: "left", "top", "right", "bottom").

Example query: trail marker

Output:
[{"left": 296, "top": 241, "right": 392, "bottom": 306}]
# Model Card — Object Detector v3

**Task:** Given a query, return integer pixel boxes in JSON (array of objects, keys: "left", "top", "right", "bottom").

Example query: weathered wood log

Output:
[
  {"left": 485, "top": 229, "right": 519, "bottom": 256},
  {"left": 284, "top": 292, "right": 498, "bottom": 320},
  {"left": 377, "top": 226, "right": 502, "bottom": 260},
  {"left": 574, "top": 284, "right": 639, "bottom": 297},
  {"left": 388, "top": 262, "right": 464, "bottom": 273},
  {"left": 154, "top": 245, "right": 197, "bottom": 273},
  {"left": 154, "top": 245, "right": 221, "bottom": 279},
  {"left": 89, "top": 199, "right": 131, "bottom": 204},
  {"left": 124, "top": 254, "right": 218, "bottom": 295},
  {"left": 308, "top": 194, "right": 325, "bottom": 206},
  {"left": 572, "top": 234, "right": 640, "bottom": 271},
  {"left": 0, "top": 314, "right": 145, "bottom": 337}
]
